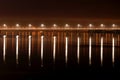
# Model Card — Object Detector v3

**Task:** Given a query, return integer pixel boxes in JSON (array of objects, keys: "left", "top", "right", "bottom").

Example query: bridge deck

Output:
[{"left": 0, "top": 27, "right": 120, "bottom": 31}]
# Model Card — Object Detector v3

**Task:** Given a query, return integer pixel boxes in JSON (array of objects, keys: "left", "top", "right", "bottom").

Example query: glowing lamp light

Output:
[
  {"left": 53, "top": 24, "right": 57, "bottom": 27},
  {"left": 3, "top": 24, "right": 7, "bottom": 27},
  {"left": 65, "top": 24, "right": 69, "bottom": 27},
  {"left": 28, "top": 24, "right": 32, "bottom": 27},
  {"left": 77, "top": 24, "right": 81, "bottom": 27},
  {"left": 89, "top": 24, "right": 93, "bottom": 27},
  {"left": 16, "top": 24, "right": 20, "bottom": 27},
  {"left": 41, "top": 24, "right": 45, "bottom": 27},
  {"left": 100, "top": 24, "right": 105, "bottom": 27},
  {"left": 112, "top": 24, "right": 116, "bottom": 27}
]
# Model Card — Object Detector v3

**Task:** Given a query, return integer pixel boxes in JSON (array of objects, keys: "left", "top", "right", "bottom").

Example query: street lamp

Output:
[
  {"left": 16, "top": 24, "right": 20, "bottom": 27},
  {"left": 28, "top": 24, "right": 32, "bottom": 27},
  {"left": 3, "top": 24, "right": 7, "bottom": 27},
  {"left": 112, "top": 24, "right": 116, "bottom": 27},
  {"left": 65, "top": 24, "right": 69, "bottom": 27},
  {"left": 100, "top": 24, "right": 105, "bottom": 27},
  {"left": 89, "top": 24, "right": 93, "bottom": 27},
  {"left": 53, "top": 24, "right": 57, "bottom": 27},
  {"left": 41, "top": 24, "right": 45, "bottom": 27},
  {"left": 77, "top": 24, "right": 81, "bottom": 28}
]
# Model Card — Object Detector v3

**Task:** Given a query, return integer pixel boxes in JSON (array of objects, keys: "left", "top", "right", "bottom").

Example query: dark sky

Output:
[{"left": 0, "top": 0, "right": 120, "bottom": 19}]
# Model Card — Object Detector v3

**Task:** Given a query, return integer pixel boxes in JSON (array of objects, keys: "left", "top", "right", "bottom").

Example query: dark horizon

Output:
[{"left": 0, "top": 0, "right": 120, "bottom": 19}]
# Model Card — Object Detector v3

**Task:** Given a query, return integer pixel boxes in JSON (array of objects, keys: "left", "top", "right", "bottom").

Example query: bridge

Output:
[{"left": 0, "top": 27, "right": 120, "bottom": 31}]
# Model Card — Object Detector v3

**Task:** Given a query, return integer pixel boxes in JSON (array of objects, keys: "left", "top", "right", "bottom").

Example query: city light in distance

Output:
[
  {"left": 3, "top": 24, "right": 7, "bottom": 27},
  {"left": 0, "top": 24, "right": 120, "bottom": 28},
  {"left": 65, "top": 24, "right": 69, "bottom": 27},
  {"left": 53, "top": 24, "right": 57, "bottom": 27},
  {"left": 89, "top": 24, "right": 93, "bottom": 27},
  {"left": 100, "top": 24, "right": 105, "bottom": 27},
  {"left": 41, "top": 24, "right": 45, "bottom": 27},
  {"left": 28, "top": 24, "right": 32, "bottom": 27},
  {"left": 16, "top": 24, "right": 20, "bottom": 27},
  {"left": 112, "top": 24, "right": 116, "bottom": 27},
  {"left": 77, "top": 24, "right": 81, "bottom": 27}
]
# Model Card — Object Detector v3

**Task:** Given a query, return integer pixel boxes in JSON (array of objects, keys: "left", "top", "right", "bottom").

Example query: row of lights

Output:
[
  {"left": 3, "top": 24, "right": 46, "bottom": 27},
  {"left": 2, "top": 24, "right": 117, "bottom": 28}
]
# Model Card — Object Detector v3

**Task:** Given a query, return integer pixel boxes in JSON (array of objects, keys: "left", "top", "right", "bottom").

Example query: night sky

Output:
[{"left": 0, "top": 0, "right": 120, "bottom": 19}]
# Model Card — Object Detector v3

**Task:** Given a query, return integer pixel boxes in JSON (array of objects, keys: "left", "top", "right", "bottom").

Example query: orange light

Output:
[
  {"left": 77, "top": 24, "right": 81, "bottom": 27},
  {"left": 28, "top": 24, "right": 32, "bottom": 27},
  {"left": 41, "top": 24, "right": 45, "bottom": 27},
  {"left": 100, "top": 24, "right": 105, "bottom": 27},
  {"left": 3, "top": 24, "right": 7, "bottom": 27},
  {"left": 16, "top": 24, "right": 20, "bottom": 27},
  {"left": 89, "top": 24, "right": 93, "bottom": 27},
  {"left": 65, "top": 24, "right": 69, "bottom": 27},
  {"left": 53, "top": 24, "right": 57, "bottom": 27},
  {"left": 112, "top": 24, "right": 116, "bottom": 27}
]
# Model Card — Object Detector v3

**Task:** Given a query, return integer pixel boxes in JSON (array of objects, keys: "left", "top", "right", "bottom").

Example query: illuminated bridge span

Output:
[
  {"left": 0, "top": 23, "right": 120, "bottom": 67},
  {"left": 0, "top": 23, "right": 120, "bottom": 31},
  {"left": 1, "top": 27, "right": 120, "bottom": 31}
]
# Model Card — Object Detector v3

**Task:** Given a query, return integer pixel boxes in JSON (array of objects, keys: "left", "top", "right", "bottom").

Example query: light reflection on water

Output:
[
  {"left": 77, "top": 37, "right": 80, "bottom": 64},
  {"left": 0, "top": 31, "right": 120, "bottom": 68},
  {"left": 3, "top": 35, "right": 6, "bottom": 63},
  {"left": 53, "top": 36, "right": 56, "bottom": 63},
  {"left": 65, "top": 36, "right": 68, "bottom": 64},
  {"left": 28, "top": 35, "right": 32, "bottom": 66},
  {"left": 16, "top": 35, "right": 19, "bottom": 64},
  {"left": 0, "top": 31, "right": 119, "bottom": 79},
  {"left": 112, "top": 37, "right": 115, "bottom": 65},
  {"left": 89, "top": 36, "right": 92, "bottom": 65},
  {"left": 41, "top": 35, "right": 44, "bottom": 67},
  {"left": 100, "top": 37, "right": 103, "bottom": 66}
]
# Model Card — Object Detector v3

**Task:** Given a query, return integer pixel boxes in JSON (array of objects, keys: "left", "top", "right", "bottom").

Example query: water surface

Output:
[{"left": 0, "top": 31, "right": 120, "bottom": 79}]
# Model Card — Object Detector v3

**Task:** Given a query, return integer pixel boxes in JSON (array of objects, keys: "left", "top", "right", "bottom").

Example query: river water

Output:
[{"left": 0, "top": 31, "right": 120, "bottom": 79}]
